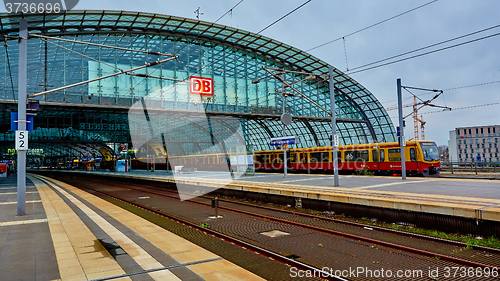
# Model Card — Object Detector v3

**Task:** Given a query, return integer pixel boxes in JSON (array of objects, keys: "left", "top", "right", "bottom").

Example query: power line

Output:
[
  {"left": 306, "top": 0, "right": 438, "bottom": 52},
  {"left": 349, "top": 24, "right": 500, "bottom": 72},
  {"left": 214, "top": 0, "right": 244, "bottom": 23},
  {"left": 347, "top": 31, "right": 500, "bottom": 75},
  {"left": 381, "top": 80, "right": 500, "bottom": 104},
  {"left": 128, "top": 1, "right": 313, "bottom": 103},
  {"left": 257, "top": 0, "right": 312, "bottom": 34},
  {"left": 443, "top": 80, "right": 500, "bottom": 91},
  {"left": 421, "top": 102, "right": 500, "bottom": 115}
]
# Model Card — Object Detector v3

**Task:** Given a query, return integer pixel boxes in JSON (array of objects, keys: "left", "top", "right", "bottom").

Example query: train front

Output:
[{"left": 418, "top": 141, "right": 441, "bottom": 176}]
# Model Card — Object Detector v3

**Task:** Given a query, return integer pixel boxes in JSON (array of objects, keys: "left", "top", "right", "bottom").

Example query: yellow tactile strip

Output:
[
  {"left": 0, "top": 200, "right": 42, "bottom": 205},
  {"left": 31, "top": 175, "right": 130, "bottom": 281},
  {"left": 32, "top": 175, "right": 181, "bottom": 281},
  {"left": 35, "top": 175, "right": 265, "bottom": 281},
  {"left": 0, "top": 218, "right": 47, "bottom": 226}
]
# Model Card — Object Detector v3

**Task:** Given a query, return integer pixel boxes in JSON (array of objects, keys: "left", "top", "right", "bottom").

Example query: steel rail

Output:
[
  {"left": 97, "top": 179, "right": 499, "bottom": 270},
  {"left": 85, "top": 176, "right": 500, "bottom": 255},
  {"left": 71, "top": 181, "right": 346, "bottom": 281}
]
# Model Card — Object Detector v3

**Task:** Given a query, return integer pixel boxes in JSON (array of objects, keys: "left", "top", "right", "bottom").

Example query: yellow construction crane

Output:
[{"left": 385, "top": 90, "right": 450, "bottom": 141}]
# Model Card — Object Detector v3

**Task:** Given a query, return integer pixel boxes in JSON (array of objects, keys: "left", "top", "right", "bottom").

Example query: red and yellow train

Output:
[
  {"left": 254, "top": 140, "right": 440, "bottom": 176},
  {"left": 92, "top": 140, "right": 440, "bottom": 177}
]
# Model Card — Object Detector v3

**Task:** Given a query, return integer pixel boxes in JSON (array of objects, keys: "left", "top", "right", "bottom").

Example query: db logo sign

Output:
[{"left": 189, "top": 76, "right": 213, "bottom": 96}]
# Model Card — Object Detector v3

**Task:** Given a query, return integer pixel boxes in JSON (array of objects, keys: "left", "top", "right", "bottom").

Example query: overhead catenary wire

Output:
[
  {"left": 388, "top": 102, "right": 500, "bottom": 119},
  {"left": 346, "top": 31, "right": 500, "bottom": 75},
  {"left": 124, "top": 1, "right": 250, "bottom": 96},
  {"left": 381, "top": 80, "right": 500, "bottom": 104},
  {"left": 348, "top": 24, "right": 500, "bottom": 72},
  {"left": 306, "top": 0, "right": 439, "bottom": 52},
  {"left": 40, "top": 38, "right": 123, "bottom": 72},
  {"left": 3, "top": 40, "right": 16, "bottom": 101},
  {"left": 421, "top": 102, "right": 500, "bottom": 115},
  {"left": 257, "top": 0, "right": 312, "bottom": 34},
  {"left": 130, "top": 0, "right": 316, "bottom": 102},
  {"left": 214, "top": 0, "right": 244, "bottom": 23}
]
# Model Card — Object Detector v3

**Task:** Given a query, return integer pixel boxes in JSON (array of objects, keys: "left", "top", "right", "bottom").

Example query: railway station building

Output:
[{"left": 0, "top": 11, "right": 396, "bottom": 164}]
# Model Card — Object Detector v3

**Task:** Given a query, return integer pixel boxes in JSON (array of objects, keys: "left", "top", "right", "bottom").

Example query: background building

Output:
[{"left": 448, "top": 125, "right": 500, "bottom": 163}]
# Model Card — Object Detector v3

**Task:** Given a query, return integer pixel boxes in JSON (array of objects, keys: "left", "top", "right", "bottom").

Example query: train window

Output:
[
  {"left": 388, "top": 149, "right": 401, "bottom": 161},
  {"left": 256, "top": 154, "right": 270, "bottom": 164},
  {"left": 344, "top": 151, "right": 354, "bottom": 161},
  {"left": 278, "top": 153, "right": 284, "bottom": 163},
  {"left": 196, "top": 157, "right": 204, "bottom": 164},
  {"left": 409, "top": 148, "right": 416, "bottom": 162},
  {"left": 380, "top": 150, "right": 385, "bottom": 162},
  {"left": 344, "top": 150, "right": 369, "bottom": 161},
  {"left": 301, "top": 153, "right": 308, "bottom": 163},
  {"left": 372, "top": 150, "right": 378, "bottom": 162},
  {"left": 309, "top": 152, "right": 319, "bottom": 163},
  {"left": 323, "top": 152, "right": 330, "bottom": 163},
  {"left": 309, "top": 152, "right": 329, "bottom": 163},
  {"left": 290, "top": 153, "right": 299, "bottom": 163},
  {"left": 219, "top": 156, "right": 228, "bottom": 164}
]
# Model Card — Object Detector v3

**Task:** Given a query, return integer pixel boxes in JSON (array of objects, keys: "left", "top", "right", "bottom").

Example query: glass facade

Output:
[{"left": 0, "top": 11, "right": 395, "bottom": 157}]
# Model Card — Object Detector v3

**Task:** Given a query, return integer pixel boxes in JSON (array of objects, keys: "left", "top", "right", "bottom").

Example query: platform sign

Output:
[
  {"left": 11, "top": 112, "right": 34, "bottom": 131},
  {"left": 333, "top": 134, "right": 339, "bottom": 147},
  {"left": 15, "top": 131, "right": 28, "bottom": 151},
  {"left": 270, "top": 136, "right": 301, "bottom": 146},
  {"left": 189, "top": 76, "right": 213, "bottom": 96}
]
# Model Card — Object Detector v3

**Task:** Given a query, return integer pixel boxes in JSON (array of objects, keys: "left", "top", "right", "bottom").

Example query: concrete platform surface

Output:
[
  {"left": 53, "top": 170, "right": 500, "bottom": 223},
  {"left": 0, "top": 174, "right": 264, "bottom": 281}
]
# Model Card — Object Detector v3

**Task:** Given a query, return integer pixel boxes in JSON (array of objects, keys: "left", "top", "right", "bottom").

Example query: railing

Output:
[{"left": 441, "top": 161, "right": 500, "bottom": 175}]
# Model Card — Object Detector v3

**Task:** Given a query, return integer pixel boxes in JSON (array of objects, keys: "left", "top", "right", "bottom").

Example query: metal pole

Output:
[
  {"left": 282, "top": 75, "right": 287, "bottom": 178},
  {"left": 397, "top": 78, "right": 406, "bottom": 180},
  {"left": 262, "top": 67, "right": 330, "bottom": 115},
  {"left": 329, "top": 67, "right": 339, "bottom": 186},
  {"left": 215, "top": 197, "right": 219, "bottom": 218},
  {"left": 17, "top": 19, "right": 28, "bottom": 216}
]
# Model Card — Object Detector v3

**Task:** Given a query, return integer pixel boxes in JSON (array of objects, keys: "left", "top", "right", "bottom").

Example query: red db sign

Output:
[{"left": 189, "top": 76, "right": 213, "bottom": 96}]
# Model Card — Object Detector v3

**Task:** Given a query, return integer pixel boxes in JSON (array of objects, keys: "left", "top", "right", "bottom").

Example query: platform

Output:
[
  {"left": 0, "top": 174, "right": 264, "bottom": 281},
  {"left": 49, "top": 169, "right": 500, "bottom": 223}
]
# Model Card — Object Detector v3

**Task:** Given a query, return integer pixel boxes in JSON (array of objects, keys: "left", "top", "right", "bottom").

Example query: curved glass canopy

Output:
[{"left": 0, "top": 10, "right": 395, "bottom": 157}]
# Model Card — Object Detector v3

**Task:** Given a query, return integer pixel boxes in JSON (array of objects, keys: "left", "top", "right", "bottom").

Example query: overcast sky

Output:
[{"left": 3, "top": 0, "right": 499, "bottom": 146}]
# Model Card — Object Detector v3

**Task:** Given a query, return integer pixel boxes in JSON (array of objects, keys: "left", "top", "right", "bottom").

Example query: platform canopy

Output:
[{"left": 0, "top": 11, "right": 396, "bottom": 159}]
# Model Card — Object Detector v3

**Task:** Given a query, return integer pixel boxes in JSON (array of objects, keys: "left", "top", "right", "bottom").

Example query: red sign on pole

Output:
[{"left": 189, "top": 76, "right": 214, "bottom": 96}]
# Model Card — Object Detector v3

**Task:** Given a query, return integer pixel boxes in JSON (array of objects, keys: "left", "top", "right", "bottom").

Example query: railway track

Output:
[{"left": 44, "top": 174, "right": 500, "bottom": 280}]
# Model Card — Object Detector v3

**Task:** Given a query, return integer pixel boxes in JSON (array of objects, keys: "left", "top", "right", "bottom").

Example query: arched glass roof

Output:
[{"left": 0, "top": 10, "right": 396, "bottom": 153}]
